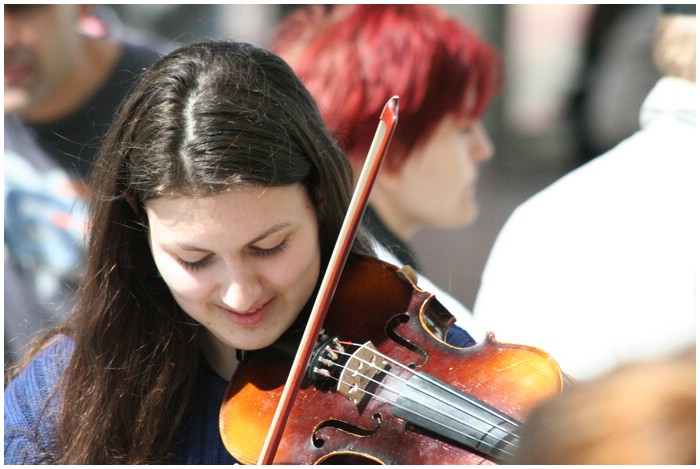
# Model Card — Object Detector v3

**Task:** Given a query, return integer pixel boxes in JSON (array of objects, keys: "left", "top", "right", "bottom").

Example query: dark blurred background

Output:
[{"left": 106, "top": 4, "right": 661, "bottom": 310}]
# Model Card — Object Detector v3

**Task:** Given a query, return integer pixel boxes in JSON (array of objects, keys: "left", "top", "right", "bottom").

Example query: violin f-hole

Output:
[
  {"left": 312, "top": 413, "right": 383, "bottom": 448},
  {"left": 386, "top": 314, "right": 428, "bottom": 369}
]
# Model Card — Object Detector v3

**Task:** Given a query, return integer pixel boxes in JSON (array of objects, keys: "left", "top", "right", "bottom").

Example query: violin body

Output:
[{"left": 220, "top": 256, "right": 568, "bottom": 464}]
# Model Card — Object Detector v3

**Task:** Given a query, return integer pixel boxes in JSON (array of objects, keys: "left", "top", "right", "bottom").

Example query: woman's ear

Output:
[{"left": 373, "top": 164, "right": 405, "bottom": 192}]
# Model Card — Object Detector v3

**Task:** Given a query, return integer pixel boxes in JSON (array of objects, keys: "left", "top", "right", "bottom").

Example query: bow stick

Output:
[{"left": 257, "top": 96, "right": 399, "bottom": 464}]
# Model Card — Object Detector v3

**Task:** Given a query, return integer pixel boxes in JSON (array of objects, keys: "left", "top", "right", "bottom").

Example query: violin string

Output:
[
  {"left": 324, "top": 351, "right": 519, "bottom": 458},
  {"left": 322, "top": 345, "right": 520, "bottom": 456},
  {"left": 322, "top": 367, "right": 517, "bottom": 458},
  {"left": 335, "top": 341, "right": 522, "bottom": 431}
]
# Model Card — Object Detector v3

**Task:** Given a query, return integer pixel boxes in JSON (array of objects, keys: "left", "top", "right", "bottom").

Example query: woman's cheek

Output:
[
  {"left": 169, "top": 271, "right": 214, "bottom": 301},
  {"left": 154, "top": 256, "right": 212, "bottom": 300}
]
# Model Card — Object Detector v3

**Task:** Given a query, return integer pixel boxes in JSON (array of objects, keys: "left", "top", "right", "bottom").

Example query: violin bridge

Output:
[{"left": 337, "top": 341, "right": 386, "bottom": 405}]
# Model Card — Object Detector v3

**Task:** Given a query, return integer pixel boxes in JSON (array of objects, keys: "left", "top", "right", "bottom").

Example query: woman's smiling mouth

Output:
[{"left": 218, "top": 299, "right": 273, "bottom": 327}]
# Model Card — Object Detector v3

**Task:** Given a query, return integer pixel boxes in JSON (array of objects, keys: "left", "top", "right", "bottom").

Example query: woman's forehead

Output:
[{"left": 146, "top": 185, "right": 312, "bottom": 241}]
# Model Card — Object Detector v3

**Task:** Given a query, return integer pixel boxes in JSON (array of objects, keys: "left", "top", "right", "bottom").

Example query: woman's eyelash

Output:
[
  {"left": 175, "top": 239, "right": 288, "bottom": 271},
  {"left": 176, "top": 255, "right": 212, "bottom": 271},
  {"left": 252, "top": 239, "right": 288, "bottom": 258}
]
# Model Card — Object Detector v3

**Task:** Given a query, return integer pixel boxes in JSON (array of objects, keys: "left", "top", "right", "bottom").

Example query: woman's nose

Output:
[
  {"left": 220, "top": 265, "right": 262, "bottom": 313},
  {"left": 470, "top": 122, "right": 494, "bottom": 163}
]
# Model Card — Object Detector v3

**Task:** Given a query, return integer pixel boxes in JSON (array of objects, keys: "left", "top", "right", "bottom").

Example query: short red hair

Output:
[{"left": 272, "top": 5, "right": 504, "bottom": 170}]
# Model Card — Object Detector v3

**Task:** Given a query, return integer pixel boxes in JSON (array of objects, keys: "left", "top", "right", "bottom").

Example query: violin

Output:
[
  {"left": 220, "top": 255, "right": 569, "bottom": 464},
  {"left": 219, "top": 96, "right": 569, "bottom": 464}
]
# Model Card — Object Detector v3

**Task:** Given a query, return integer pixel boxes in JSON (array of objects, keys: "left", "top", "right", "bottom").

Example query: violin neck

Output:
[{"left": 393, "top": 371, "right": 521, "bottom": 463}]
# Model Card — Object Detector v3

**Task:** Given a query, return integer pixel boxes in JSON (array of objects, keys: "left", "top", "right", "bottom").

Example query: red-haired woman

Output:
[{"left": 272, "top": 5, "right": 504, "bottom": 330}]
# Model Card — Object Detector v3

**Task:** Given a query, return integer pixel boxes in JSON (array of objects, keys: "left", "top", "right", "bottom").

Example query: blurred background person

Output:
[
  {"left": 512, "top": 347, "right": 696, "bottom": 464},
  {"left": 4, "top": 4, "right": 165, "bottom": 369},
  {"left": 566, "top": 4, "right": 662, "bottom": 166},
  {"left": 271, "top": 5, "right": 504, "bottom": 334},
  {"left": 473, "top": 4, "right": 696, "bottom": 380}
]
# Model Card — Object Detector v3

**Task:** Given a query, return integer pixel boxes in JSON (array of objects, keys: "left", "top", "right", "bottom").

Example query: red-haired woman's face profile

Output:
[{"left": 377, "top": 113, "right": 494, "bottom": 235}]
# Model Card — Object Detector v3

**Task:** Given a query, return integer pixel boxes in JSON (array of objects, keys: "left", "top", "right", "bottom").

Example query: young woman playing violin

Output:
[
  {"left": 6, "top": 40, "right": 567, "bottom": 465},
  {"left": 3, "top": 41, "right": 482, "bottom": 464}
]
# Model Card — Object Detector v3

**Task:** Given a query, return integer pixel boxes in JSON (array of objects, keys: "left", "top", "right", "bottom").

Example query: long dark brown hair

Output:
[{"left": 12, "top": 40, "right": 373, "bottom": 463}]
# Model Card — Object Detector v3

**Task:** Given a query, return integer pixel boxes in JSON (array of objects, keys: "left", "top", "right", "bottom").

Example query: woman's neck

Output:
[
  {"left": 368, "top": 188, "right": 419, "bottom": 241},
  {"left": 200, "top": 333, "right": 240, "bottom": 380}
]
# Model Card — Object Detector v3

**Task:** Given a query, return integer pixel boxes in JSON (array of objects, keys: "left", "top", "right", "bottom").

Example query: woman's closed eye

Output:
[
  {"left": 173, "top": 237, "right": 289, "bottom": 271},
  {"left": 251, "top": 239, "right": 288, "bottom": 258},
  {"left": 176, "top": 254, "right": 214, "bottom": 271},
  {"left": 460, "top": 124, "right": 475, "bottom": 135}
]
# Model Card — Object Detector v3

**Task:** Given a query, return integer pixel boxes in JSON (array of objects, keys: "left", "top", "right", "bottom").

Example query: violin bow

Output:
[{"left": 257, "top": 96, "right": 399, "bottom": 465}]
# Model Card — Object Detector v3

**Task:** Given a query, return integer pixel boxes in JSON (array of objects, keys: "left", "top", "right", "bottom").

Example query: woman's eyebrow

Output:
[{"left": 160, "top": 242, "right": 209, "bottom": 252}]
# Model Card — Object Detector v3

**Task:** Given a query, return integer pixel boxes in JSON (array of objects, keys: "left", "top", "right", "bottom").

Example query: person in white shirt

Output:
[{"left": 474, "top": 4, "right": 696, "bottom": 381}]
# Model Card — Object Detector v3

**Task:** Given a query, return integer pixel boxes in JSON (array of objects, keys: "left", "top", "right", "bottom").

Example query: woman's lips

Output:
[{"left": 219, "top": 299, "right": 272, "bottom": 327}]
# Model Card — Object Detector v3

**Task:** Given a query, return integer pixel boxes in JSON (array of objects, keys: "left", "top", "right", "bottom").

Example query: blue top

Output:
[
  {"left": 4, "top": 338, "right": 236, "bottom": 464},
  {"left": 5, "top": 327, "right": 475, "bottom": 464}
]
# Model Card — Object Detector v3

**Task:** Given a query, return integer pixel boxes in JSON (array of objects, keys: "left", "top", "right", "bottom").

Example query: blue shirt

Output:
[{"left": 4, "top": 337, "right": 236, "bottom": 464}]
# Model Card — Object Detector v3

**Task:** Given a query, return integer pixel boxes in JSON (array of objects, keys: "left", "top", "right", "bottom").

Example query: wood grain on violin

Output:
[{"left": 220, "top": 255, "right": 568, "bottom": 465}]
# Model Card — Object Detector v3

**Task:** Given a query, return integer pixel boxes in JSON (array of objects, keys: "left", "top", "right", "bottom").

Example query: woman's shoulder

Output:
[
  {"left": 4, "top": 335, "right": 74, "bottom": 464},
  {"left": 5, "top": 334, "right": 75, "bottom": 406},
  {"left": 13, "top": 335, "right": 75, "bottom": 383}
]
